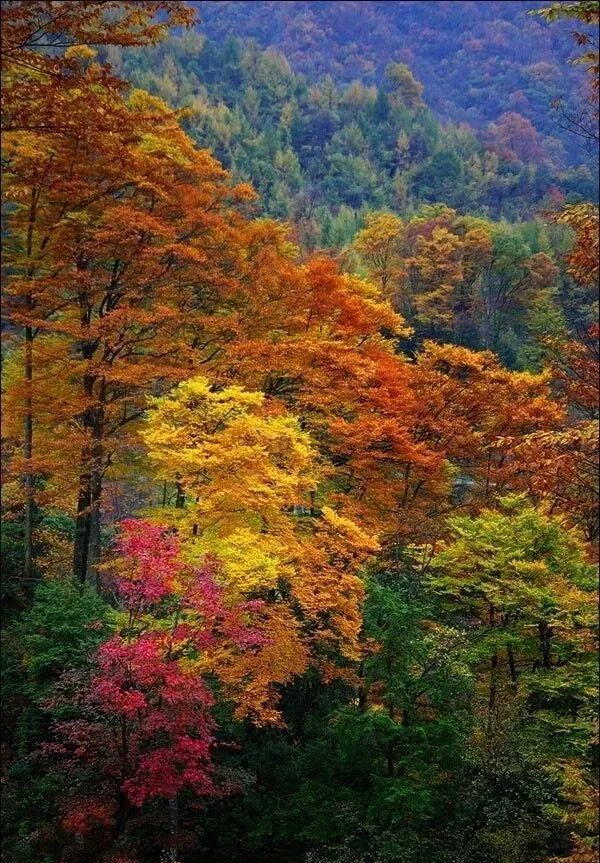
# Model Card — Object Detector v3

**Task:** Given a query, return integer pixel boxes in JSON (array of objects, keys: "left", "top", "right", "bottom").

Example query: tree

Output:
[
  {"left": 40, "top": 519, "right": 262, "bottom": 862},
  {"left": 536, "top": 2, "right": 599, "bottom": 150},
  {"left": 352, "top": 212, "right": 405, "bottom": 298},
  {"left": 558, "top": 204, "right": 599, "bottom": 291},
  {"left": 428, "top": 496, "right": 598, "bottom": 861},
  {"left": 1, "top": 1, "right": 195, "bottom": 134},
  {"left": 486, "top": 112, "right": 549, "bottom": 164},
  {"left": 512, "top": 324, "right": 599, "bottom": 554},
  {"left": 454, "top": 224, "right": 493, "bottom": 346},
  {"left": 405, "top": 226, "right": 464, "bottom": 336},
  {"left": 1, "top": 578, "right": 111, "bottom": 862},
  {"left": 385, "top": 62, "right": 425, "bottom": 111},
  {"left": 1, "top": 0, "right": 194, "bottom": 585},
  {"left": 2, "top": 80, "right": 254, "bottom": 585},
  {"left": 408, "top": 341, "right": 564, "bottom": 518},
  {"left": 478, "top": 225, "right": 530, "bottom": 350},
  {"left": 140, "top": 375, "right": 376, "bottom": 717},
  {"left": 412, "top": 150, "right": 464, "bottom": 204}
]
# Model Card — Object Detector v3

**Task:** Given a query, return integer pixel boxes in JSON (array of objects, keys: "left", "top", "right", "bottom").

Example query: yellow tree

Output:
[
  {"left": 352, "top": 212, "right": 405, "bottom": 299},
  {"left": 140, "top": 376, "right": 378, "bottom": 721},
  {"left": 405, "top": 226, "right": 464, "bottom": 336},
  {"left": 454, "top": 224, "right": 494, "bottom": 344},
  {"left": 429, "top": 497, "right": 598, "bottom": 859},
  {"left": 1, "top": 1, "right": 195, "bottom": 135}
]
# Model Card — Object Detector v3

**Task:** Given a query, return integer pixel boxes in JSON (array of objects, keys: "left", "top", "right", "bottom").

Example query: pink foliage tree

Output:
[{"left": 44, "top": 519, "right": 263, "bottom": 860}]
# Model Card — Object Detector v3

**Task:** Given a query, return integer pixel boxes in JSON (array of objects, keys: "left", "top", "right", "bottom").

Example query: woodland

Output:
[{"left": 0, "top": 3, "right": 598, "bottom": 863}]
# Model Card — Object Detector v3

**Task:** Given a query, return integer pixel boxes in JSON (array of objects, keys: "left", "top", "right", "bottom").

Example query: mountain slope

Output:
[{"left": 193, "top": 0, "right": 591, "bottom": 164}]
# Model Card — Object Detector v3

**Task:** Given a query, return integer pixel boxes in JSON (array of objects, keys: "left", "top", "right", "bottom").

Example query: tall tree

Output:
[
  {"left": 1, "top": 0, "right": 194, "bottom": 583},
  {"left": 140, "top": 375, "right": 377, "bottom": 718},
  {"left": 2, "top": 80, "right": 254, "bottom": 583}
]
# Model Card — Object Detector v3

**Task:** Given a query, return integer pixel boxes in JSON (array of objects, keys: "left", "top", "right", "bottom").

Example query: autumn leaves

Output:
[{"left": 1, "top": 4, "right": 599, "bottom": 860}]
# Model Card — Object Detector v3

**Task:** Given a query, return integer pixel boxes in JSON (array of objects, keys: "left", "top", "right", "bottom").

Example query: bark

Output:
[
  {"left": 386, "top": 656, "right": 395, "bottom": 777},
  {"left": 72, "top": 374, "right": 105, "bottom": 585},
  {"left": 72, "top": 466, "right": 91, "bottom": 584},
  {"left": 507, "top": 645, "right": 518, "bottom": 691},
  {"left": 164, "top": 796, "right": 179, "bottom": 863},
  {"left": 487, "top": 649, "right": 498, "bottom": 737},
  {"left": 386, "top": 746, "right": 395, "bottom": 778},
  {"left": 116, "top": 719, "right": 131, "bottom": 835},
  {"left": 86, "top": 442, "right": 103, "bottom": 587},
  {"left": 23, "top": 186, "right": 39, "bottom": 583},
  {"left": 539, "top": 621, "right": 552, "bottom": 669},
  {"left": 357, "top": 660, "right": 367, "bottom": 712},
  {"left": 23, "top": 325, "right": 34, "bottom": 583},
  {"left": 487, "top": 604, "right": 498, "bottom": 738}
]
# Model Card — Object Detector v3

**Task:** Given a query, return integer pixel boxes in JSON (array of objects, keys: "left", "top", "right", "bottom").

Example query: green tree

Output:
[
  {"left": 2, "top": 581, "right": 110, "bottom": 863},
  {"left": 428, "top": 496, "right": 598, "bottom": 861}
]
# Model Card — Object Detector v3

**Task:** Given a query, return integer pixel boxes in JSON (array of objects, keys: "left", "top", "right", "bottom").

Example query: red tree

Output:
[{"left": 44, "top": 520, "right": 263, "bottom": 860}]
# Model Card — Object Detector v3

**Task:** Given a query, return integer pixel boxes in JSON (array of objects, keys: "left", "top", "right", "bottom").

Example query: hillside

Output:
[
  {"left": 108, "top": 26, "right": 597, "bottom": 233},
  {"left": 194, "top": 0, "right": 592, "bottom": 165}
]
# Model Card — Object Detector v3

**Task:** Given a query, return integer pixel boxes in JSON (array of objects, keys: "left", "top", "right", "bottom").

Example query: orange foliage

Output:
[{"left": 1, "top": 1, "right": 195, "bottom": 134}]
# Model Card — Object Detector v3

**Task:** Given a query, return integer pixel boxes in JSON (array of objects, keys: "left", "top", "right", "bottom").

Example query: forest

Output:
[{"left": 0, "top": 3, "right": 598, "bottom": 863}]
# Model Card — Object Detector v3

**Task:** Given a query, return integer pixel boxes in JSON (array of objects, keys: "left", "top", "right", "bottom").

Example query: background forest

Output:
[{"left": 1, "top": 3, "right": 598, "bottom": 863}]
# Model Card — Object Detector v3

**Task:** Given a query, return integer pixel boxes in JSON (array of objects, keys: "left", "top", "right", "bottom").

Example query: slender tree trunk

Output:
[
  {"left": 482, "top": 296, "right": 490, "bottom": 349},
  {"left": 487, "top": 604, "right": 498, "bottom": 738},
  {"left": 481, "top": 272, "right": 494, "bottom": 350},
  {"left": 23, "top": 187, "right": 39, "bottom": 583},
  {"left": 73, "top": 375, "right": 104, "bottom": 585},
  {"left": 507, "top": 646, "right": 518, "bottom": 691},
  {"left": 73, "top": 358, "right": 93, "bottom": 582},
  {"left": 72, "top": 257, "right": 98, "bottom": 584},
  {"left": 487, "top": 650, "right": 498, "bottom": 737},
  {"left": 23, "top": 325, "right": 34, "bottom": 582},
  {"left": 386, "top": 656, "right": 395, "bottom": 777},
  {"left": 164, "top": 796, "right": 179, "bottom": 863},
  {"left": 539, "top": 621, "right": 552, "bottom": 669},
  {"left": 386, "top": 747, "right": 395, "bottom": 778},
  {"left": 86, "top": 392, "right": 105, "bottom": 587},
  {"left": 116, "top": 720, "right": 130, "bottom": 837},
  {"left": 73, "top": 463, "right": 91, "bottom": 584},
  {"left": 357, "top": 660, "right": 367, "bottom": 712},
  {"left": 86, "top": 455, "right": 103, "bottom": 587}
]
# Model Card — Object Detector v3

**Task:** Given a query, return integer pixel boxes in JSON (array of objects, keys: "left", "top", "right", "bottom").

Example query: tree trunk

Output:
[
  {"left": 481, "top": 271, "right": 494, "bottom": 350},
  {"left": 539, "top": 621, "right": 552, "bottom": 669},
  {"left": 386, "top": 661, "right": 395, "bottom": 778},
  {"left": 23, "top": 325, "right": 34, "bottom": 583},
  {"left": 23, "top": 186, "right": 39, "bottom": 584},
  {"left": 85, "top": 416, "right": 104, "bottom": 587},
  {"left": 72, "top": 375, "right": 105, "bottom": 585},
  {"left": 357, "top": 660, "right": 367, "bottom": 712},
  {"left": 86, "top": 463, "right": 102, "bottom": 587},
  {"left": 73, "top": 463, "right": 91, "bottom": 584},
  {"left": 164, "top": 796, "right": 179, "bottom": 863},
  {"left": 386, "top": 746, "right": 395, "bottom": 778},
  {"left": 487, "top": 650, "right": 498, "bottom": 737},
  {"left": 507, "top": 645, "right": 518, "bottom": 692},
  {"left": 487, "top": 604, "right": 498, "bottom": 738}
]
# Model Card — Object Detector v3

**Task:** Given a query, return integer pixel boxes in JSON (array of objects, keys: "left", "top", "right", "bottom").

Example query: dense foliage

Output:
[
  {"left": 106, "top": 25, "right": 598, "bottom": 233},
  {"left": 193, "top": 1, "right": 595, "bottom": 163},
  {"left": 1, "top": 3, "right": 598, "bottom": 863}
]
